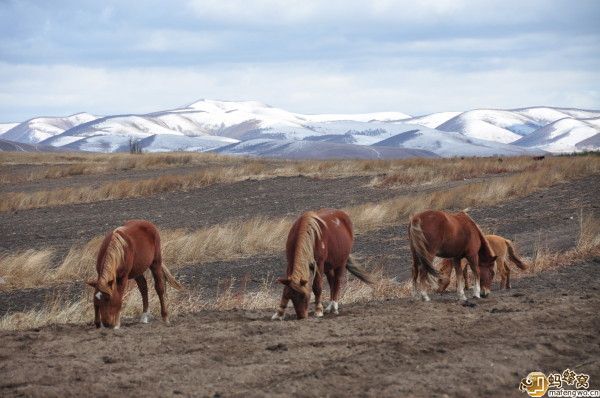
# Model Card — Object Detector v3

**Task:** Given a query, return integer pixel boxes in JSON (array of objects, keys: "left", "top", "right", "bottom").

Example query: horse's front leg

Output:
[
  {"left": 313, "top": 270, "right": 324, "bottom": 318},
  {"left": 436, "top": 259, "right": 453, "bottom": 293},
  {"left": 453, "top": 258, "right": 468, "bottom": 301},
  {"left": 271, "top": 294, "right": 289, "bottom": 320},
  {"left": 466, "top": 255, "right": 481, "bottom": 298},
  {"left": 94, "top": 302, "right": 101, "bottom": 328}
]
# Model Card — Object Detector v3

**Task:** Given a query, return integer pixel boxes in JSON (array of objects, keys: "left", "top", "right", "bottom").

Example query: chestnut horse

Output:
[
  {"left": 408, "top": 210, "right": 497, "bottom": 301},
  {"left": 437, "top": 234, "right": 527, "bottom": 294},
  {"left": 86, "top": 220, "right": 182, "bottom": 328},
  {"left": 272, "top": 209, "right": 373, "bottom": 320}
]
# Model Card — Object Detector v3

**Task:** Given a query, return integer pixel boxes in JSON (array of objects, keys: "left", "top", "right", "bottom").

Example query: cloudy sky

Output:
[{"left": 1, "top": 0, "right": 599, "bottom": 121}]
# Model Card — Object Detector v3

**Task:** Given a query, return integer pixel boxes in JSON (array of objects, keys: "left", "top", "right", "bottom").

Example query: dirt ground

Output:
[
  {"left": 1, "top": 260, "right": 598, "bottom": 397},
  {"left": 0, "top": 166, "right": 599, "bottom": 397}
]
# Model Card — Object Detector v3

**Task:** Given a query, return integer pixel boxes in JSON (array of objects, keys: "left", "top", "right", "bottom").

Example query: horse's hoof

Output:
[
  {"left": 271, "top": 312, "right": 284, "bottom": 321},
  {"left": 333, "top": 310, "right": 339, "bottom": 315},
  {"left": 314, "top": 310, "right": 324, "bottom": 318},
  {"left": 140, "top": 312, "right": 150, "bottom": 324}
]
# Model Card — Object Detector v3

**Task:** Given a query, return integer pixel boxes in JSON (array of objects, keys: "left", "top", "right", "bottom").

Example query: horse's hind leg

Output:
[
  {"left": 466, "top": 255, "right": 481, "bottom": 298},
  {"left": 150, "top": 262, "right": 169, "bottom": 324},
  {"left": 135, "top": 275, "right": 150, "bottom": 324},
  {"left": 454, "top": 258, "right": 468, "bottom": 301},
  {"left": 504, "top": 262, "right": 511, "bottom": 289},
  {"left": 324, "top": 269, "right": 336, "bottom": 314},
  {"left": 410, "top": 249, "right": 421, "bottom": 299},
  {"left": 326, "top": 266, "right": 345, "bottom": 314}
]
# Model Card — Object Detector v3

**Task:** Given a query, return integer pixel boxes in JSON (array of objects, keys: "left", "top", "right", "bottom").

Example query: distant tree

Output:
[{"left": 129, "top": 137, "right": 143, "bottom": 154}]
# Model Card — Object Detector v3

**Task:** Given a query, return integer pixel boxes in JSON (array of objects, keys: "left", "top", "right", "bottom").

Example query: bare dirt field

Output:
[
  {"left": 0, "top": 155, "right": 599, "bottom": 397},
  {"left": 1, "top": 260, "right": 598, "bottom": 397}
]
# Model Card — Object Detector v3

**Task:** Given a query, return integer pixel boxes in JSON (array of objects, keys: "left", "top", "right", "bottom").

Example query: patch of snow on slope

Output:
[
  {"left": 2, "top": 113, "right": 98, "bottom": 144},
  {"left": 0, "top": 123, "right": 19, "bottom": 135},
  {"left": 514, "top": 117, "right": 600, "bottom": 153},
  {"left": 403, "top": 112, "right": 461, "bottom": 129},
  {"left": 437, "top": 109, "right": 537, "bottom": 142}
]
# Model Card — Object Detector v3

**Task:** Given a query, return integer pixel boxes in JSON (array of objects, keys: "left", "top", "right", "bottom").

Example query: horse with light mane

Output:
[
  {"left": 437, "top": 234, "right": 527, "bottom": 294},
  {"left": 272, "top": 209, "right": 373, "bottom": 320},
  {"left": 87, "top": 220, "right": 182, "bottom": 329},
  {"left": 408, "top": 210, "right": 497, "bottom": 301}
]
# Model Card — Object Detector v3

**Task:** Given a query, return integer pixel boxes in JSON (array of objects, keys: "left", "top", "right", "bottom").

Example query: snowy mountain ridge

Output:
[{"left": 1, "top": 100, "right": 598, "bottom": 157}]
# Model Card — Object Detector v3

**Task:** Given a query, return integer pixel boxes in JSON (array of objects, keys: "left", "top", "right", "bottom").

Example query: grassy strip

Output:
[{"left": 2, "top": 155, "right": 592, "bottom": 212}]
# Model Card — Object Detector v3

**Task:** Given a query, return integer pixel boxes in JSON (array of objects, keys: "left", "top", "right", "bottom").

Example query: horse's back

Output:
[
  {"left": 316, "top": 209, "right": 353, "bottom": 263},
  {"left": 412, "top": 210, "right": 481, "bottom": 257},
  {"left": 120, "top": 220, "right": 161, "bottom": 267}
]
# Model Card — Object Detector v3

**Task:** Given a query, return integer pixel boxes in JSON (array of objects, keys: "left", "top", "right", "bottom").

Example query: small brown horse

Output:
[
  {"left": 86, "top": 220, "right": 182, "bottom": 328},
  {"left": 272, "top": 209, "right": 373, "bottom": 320},
  {"left": 408, "top": 210, "right": 497, "bottom": 301},
  {"left": 437, "top": 234, "right": 527, "bottom": 294}
]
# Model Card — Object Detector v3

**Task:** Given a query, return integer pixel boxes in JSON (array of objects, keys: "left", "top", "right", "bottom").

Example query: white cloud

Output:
[
  {"left": 1, "top": 60, "right": 598, "bottom": 121},
  {"left": 185, "top": 0, "right": 549, "bottom": 26}
]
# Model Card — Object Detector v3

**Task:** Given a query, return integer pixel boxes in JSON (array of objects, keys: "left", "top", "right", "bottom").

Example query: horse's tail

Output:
[
  {"left": 162, "top": 264, "right": 183, "bottom": 290},
  {"left": 408, "top": 216, "right": 439, "bottom": 279},
  {"left": 505, "top": 239, "right": 527, "bottom": 270},
  {"left": 346, "top": 255, "right": 375, "bottom": 285}
]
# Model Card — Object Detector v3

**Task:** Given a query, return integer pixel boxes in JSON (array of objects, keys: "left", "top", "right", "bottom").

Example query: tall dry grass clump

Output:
[
  {"left": 527, "top": 214, "right": 600, "bottom": 274},
  {"left": 0, "top": 249, "right": 55, "bottom": 289}
]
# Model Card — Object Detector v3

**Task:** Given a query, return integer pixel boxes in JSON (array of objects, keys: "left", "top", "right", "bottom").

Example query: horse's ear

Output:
[
  {"left": 299, "top": 279, "right": 308, "bottom": 287},
  {"left": 86, "top": 279, "right": 97, "bottom": 288},
  {"left": 277, "top": 277, "right": 291, "bottom": 286}
]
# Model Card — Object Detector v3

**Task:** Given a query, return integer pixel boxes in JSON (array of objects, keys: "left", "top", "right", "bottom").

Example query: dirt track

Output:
[{"left": 1, "top": 259, "right": 599, "bottom": 397}]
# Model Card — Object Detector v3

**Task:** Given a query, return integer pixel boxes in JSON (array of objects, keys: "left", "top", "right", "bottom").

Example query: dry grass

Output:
[
  {"left": 0, "top": 249, "right": 55, "bottom": 289},
  {"left": 0, "top": 152, "right": 234, "bottom": 184},
  {"left": 526, "top": 213, "right": 600, "bottom": 275},
  {"left": 369, "top": 156, "right": 539, "bottom": 187},
  {"left": 2, "top": 214, "right": 598, "bottom": 331},
  {"left": 3, "top": 155, "right": 597, "bottom": 213},
  {"left": 1, "top": 155, "right": 598, "bottom": 290},
  {"left": 1, "top": 155, "right": 599, "bottom": 330}
]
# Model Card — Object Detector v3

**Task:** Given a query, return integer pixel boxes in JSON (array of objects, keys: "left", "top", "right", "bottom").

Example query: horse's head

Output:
[
  {"left": 87, "top": 277, "right": 127, "bottom": 328},
  {"left": 277, "top": 277, "right": 310, "bottom": 319},
  {"left": 478, "top": 256, "right": 497, "bottom": 298}
]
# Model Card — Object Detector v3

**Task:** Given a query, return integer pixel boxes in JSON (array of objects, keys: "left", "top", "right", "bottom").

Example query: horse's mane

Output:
[
  {"left": 289, "top": 212, "right": 325, "bottom": 286},
  {"left": 98, "top": 228, "right": 128, "bottom": 295},
  {"left": 461, "top": 212, "right": 496, "bottom": 261}
]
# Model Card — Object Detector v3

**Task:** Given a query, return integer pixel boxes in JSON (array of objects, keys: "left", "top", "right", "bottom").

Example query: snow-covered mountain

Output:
[
  {"left": 514, "top": 117, "right": 600, "bottom": 153},
  {"left": 0, "top": 123, "right": 19, "bottom": 135},
  {"left": 214, "top": 138, "right": 436, "bottom": 159},
  {"left": 372, "top": 128, "right": 542, "bottom": 157},
  {"left": 1, "top": 113, "right": 98, "bottom": 144},
  {"left": 1, "top": 100, "right": 598, "bottom": 157}
]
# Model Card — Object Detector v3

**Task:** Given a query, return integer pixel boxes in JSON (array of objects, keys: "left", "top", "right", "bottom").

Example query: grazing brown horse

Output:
[
  {"left": 272, "top": 209, "right": 373, "bottom": 320},
  {"left": 437, "top": 234, "right": 527, "bottom": 294},
  {"left": 408, "top": 210, "right": 497, "bottom": 301},
  {"left": 86, "top": 220, "right": 182, "bottom": 329}
]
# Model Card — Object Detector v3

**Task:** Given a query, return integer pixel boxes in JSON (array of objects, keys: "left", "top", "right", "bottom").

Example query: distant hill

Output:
[{"left": 1, "top": 100, "right": 597, "bottom": 156}]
